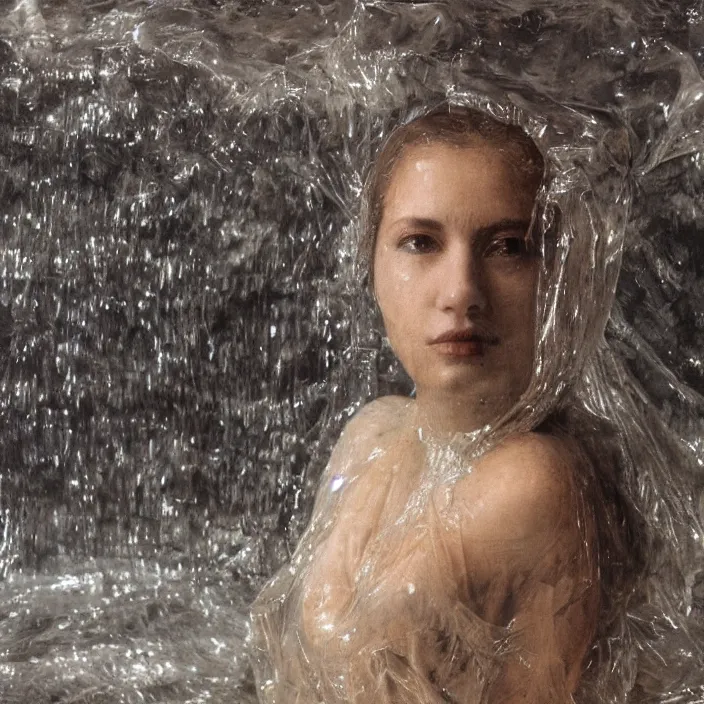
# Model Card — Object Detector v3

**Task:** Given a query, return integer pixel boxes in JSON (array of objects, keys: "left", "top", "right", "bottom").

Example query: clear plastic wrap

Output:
[{"left": 0, "top": 1, "right": 703, "bottom": 703}]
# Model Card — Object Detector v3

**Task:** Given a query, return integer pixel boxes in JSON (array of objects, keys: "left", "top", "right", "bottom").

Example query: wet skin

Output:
[{"left": 294, "top": 142, "right": 599, "bottom": 703}]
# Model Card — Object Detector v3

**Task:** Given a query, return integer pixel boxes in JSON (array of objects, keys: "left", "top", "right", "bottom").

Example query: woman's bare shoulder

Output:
[
  {"left": 479, "top": 431, "right": 581, "bottom": 490},
  {"left": 452, "top": 432, "right": 588, "bottom": 570}
]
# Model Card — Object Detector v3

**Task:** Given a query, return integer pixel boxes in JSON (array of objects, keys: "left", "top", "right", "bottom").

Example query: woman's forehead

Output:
[{"left": 382, "top": 142, "right": 539, "bottom": 217}]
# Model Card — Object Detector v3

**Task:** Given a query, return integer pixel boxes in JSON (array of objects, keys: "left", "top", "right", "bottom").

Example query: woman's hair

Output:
[{"left": 358, "top": 104, "right": 545, "bottom": 285}]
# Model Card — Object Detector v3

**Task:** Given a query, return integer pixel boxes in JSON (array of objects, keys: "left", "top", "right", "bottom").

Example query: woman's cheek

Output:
[
  {"left": 377, "top": 255, "right": 414, "bottom": 307},
  {"left": 390, "top": 254, "right": 420, "bottom": 289}
]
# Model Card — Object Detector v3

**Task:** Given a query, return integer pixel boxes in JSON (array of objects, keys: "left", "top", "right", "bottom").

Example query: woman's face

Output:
[{"left": 373, "top": 140, "right": 540, "bottom": 416}]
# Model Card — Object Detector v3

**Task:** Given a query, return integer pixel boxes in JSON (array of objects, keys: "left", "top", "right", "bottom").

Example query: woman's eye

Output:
[
  {"left": 399, "top": 234, "right": 439, "bottom": 254},
  {"left": 485, "top": 236, "right": 531, "bottom": 257}
]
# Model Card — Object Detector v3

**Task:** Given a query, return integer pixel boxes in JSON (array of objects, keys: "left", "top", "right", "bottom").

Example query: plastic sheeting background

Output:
[{"left": 0, "top": 1, "right": 704, "bottom": 702}]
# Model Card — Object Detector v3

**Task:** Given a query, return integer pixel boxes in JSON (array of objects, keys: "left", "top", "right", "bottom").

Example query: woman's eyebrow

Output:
[
  {"left": 388, "top": 216, "right": 444, "bottom": 232},
  {"left": 389, "top": 217, "right": 531, "bottom": 237},
  {"left": 475, "top": 218, "right": 532, "bottom": 239}
]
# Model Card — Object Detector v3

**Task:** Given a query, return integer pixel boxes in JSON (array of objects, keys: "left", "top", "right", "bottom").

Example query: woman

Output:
[{"left": 250, "top": 105, "right": 625, "bottom": 703}]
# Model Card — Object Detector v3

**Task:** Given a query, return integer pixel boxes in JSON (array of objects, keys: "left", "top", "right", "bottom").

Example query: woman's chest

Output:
[
  {"left": 302, "top": 454, "right": 471, "bottom": 650},
  {"left": 299, "top": 472, "right": 492, "bottom": 704}
]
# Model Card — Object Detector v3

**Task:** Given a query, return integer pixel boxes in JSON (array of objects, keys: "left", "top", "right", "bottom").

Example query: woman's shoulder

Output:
[
  {"left": 326, "top": 395, "right": 413, "bottom": 477},
  {"left": 354, "top": 394, "right": 413, "bottom": 420},
  {"left": 453, "top": 431, "right": 587, "bottom": 552},
  {"left": 478, "top": 431, "right": 582, "bottom": 486},
  {"left": 350, "top": 394, "right": 412, "bottom": 427},
  {"left": 341, "top": 395, "right": 412, "bottom": 445}
]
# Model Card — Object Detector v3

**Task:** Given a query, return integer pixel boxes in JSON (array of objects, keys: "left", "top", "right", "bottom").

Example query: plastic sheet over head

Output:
[{"left": 1, "top": 1, "right": 704, "bottom": 703}]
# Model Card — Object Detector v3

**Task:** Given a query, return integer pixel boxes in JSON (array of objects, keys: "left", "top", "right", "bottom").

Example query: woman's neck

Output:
[{"left": 412, "top": 387, "right": 506, "bottom": 439}]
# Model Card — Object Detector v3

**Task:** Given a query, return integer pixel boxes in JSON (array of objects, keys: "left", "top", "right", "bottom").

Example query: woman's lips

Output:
[
  {"left": 433, "top": 339, "right": 486, "bottom": 357},
  {"left": 429, "top": 330, "right": 498, "bottom": 357}
]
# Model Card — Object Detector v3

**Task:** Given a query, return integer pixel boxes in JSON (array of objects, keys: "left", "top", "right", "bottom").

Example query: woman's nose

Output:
[{"left": 435, "top": 251, "right": 488, "bottom": 315}]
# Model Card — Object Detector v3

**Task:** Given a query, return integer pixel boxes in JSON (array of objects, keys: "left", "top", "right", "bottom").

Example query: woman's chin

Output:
[{"left": 412, "top": 373, "right": 527, "bottom": 426}]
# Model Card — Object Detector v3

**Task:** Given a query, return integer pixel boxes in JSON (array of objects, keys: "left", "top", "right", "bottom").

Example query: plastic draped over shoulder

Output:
[{"left": 250, "top": 31, "right": 704, "bottom": 704}]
